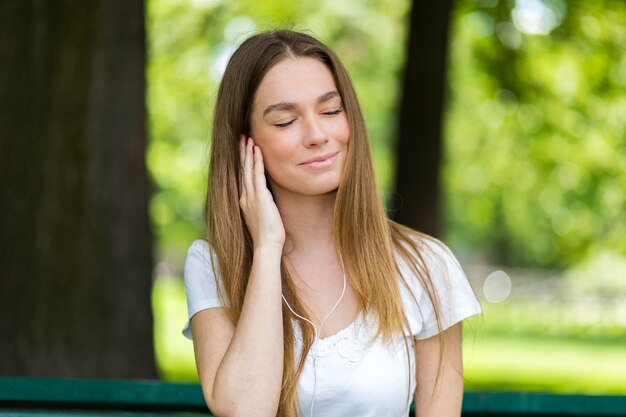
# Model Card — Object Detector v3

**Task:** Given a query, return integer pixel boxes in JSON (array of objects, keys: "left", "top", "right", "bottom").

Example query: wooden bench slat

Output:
[
  {"left": 0, "top": 413, "right": 182, "bottom": 417},
  {"left": 463, "top": 391, "right": 626, "bottom": 416},
  {"left": 0, "top": 378, "right": 207, "bottom": 411},
  {"left": 1, "top": 377, "right": 625, "bottom": 416}
]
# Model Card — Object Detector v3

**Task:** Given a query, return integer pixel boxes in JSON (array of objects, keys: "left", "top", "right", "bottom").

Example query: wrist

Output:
[{"left": 253, "top": 243, "right": 284, "bottom": 258}]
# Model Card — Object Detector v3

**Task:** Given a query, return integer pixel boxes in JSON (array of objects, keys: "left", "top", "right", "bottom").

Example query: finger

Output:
[
  {"left": 253, "top": 145, "right": 267, "bottom": 190},
  {"left": 243, "top": 137, "right": 255, "bottom": 194},
  {"left": 238, "top": 136, "right": 245, "bottom": 194},
  {"left": 238, "top": 135, "right": 246, "bottom": 168}
]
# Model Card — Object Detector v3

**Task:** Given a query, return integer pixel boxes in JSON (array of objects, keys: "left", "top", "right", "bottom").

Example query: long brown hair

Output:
[{"left": 205, "top": 29, "right": 443, "bottom": 416}]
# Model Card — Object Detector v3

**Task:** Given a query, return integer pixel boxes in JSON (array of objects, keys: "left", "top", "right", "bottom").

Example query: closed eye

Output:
[
  {"left": 274, "top": 119, "right": 295, "bottom": 128},
  {"left": 274, "top": 108, "right": 342, "bottom": 128},
  {"left": 323, "top": 108, "right": 343, "bottom": 116}
]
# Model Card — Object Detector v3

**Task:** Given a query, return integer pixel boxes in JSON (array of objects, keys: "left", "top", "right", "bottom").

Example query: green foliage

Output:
[{"left": 445, "top": 0, "right": 626, "bottom": 268}]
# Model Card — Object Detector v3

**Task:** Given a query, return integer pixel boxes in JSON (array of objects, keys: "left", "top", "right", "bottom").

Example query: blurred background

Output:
[
  {"left": 148, "top": 0, "right": 626, "bottom": 392},
  {"left": 2, "top": 0, "right": 625, "bottom": 394}
]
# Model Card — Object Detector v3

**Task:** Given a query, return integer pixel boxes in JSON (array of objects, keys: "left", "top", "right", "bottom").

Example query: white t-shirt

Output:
[{"left": 182, "top": 238, "right": 481, "bottom": 417}]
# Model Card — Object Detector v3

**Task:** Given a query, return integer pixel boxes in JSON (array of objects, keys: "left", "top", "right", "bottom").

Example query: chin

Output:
[
  {"left": 274, "top": 181, "right": 340, "bottom": 198},
  {"left": 269, "top": 169, "right": 344, "bottom": 198},
  {"left": 303, "top": 176, "right": 343, "bottom": 194}
]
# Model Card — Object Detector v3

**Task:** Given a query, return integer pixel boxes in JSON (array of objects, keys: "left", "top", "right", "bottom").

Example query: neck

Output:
[{"left": 274, "top": 190, "right": 337, "bottom": 254}]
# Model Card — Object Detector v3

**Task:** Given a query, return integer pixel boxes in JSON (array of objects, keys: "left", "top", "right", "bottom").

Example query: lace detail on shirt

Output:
[{"left": 293, "top": 314, "right": 376, "bottom": 363}]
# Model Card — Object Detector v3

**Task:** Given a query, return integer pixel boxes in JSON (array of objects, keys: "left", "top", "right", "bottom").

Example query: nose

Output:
[{"left": 302, "top": 116, "right": 328, "bottom": 147}]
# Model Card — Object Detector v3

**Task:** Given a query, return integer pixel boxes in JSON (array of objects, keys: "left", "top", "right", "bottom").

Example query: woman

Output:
[{"left": 183, "top": 29, "right": 481, "bottom": 417}]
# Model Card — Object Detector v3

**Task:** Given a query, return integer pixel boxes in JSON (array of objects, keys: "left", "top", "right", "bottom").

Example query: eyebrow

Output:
[{"left": 262, "top": 91, "right": 341, "bottom": 117}]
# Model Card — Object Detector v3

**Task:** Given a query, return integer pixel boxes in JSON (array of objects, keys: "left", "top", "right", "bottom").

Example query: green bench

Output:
[{"left": 1, "top": 377, "right": 625, "bottom": 416}]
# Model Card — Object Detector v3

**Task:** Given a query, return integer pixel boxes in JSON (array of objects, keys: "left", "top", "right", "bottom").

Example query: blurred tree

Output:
[
  {"left": 0, "top": 0, "right": 156, "bottom": 377},
  {"left": 393, "top": 0, "right": 454, "bottom": 236}
]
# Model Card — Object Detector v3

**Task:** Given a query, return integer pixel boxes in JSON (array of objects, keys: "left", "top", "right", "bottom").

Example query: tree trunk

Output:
[
  {"left": 0, "top": 0, "right": 156, "bottom": 378},
  {"left": 392, "top": 0, "right": 454, "bottom": 237}
]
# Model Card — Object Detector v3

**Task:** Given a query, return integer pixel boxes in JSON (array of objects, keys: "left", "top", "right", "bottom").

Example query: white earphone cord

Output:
[{"left": 281, "top": 273, "right": 347, "bottom": 417}]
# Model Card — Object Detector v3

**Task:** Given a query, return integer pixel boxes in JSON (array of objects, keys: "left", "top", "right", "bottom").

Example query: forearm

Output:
[{"left": 210, "top": 246, "right": 285, "bottom": 416}]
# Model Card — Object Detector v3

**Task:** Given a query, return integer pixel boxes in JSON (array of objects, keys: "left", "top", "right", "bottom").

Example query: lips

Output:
[{"left": 299, "top": 151, "right": 339, "bottom": 166}]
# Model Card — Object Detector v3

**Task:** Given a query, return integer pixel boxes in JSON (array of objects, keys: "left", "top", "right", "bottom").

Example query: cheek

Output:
[
  {"left": 262, "top": 150, "right": 298, "bottom": 190},
  {"left": 257, "top": 138, "right": 297, "bottom": 176},
  {"left": 333, "top": 114, "right": 350, "bottom": 145},
  {"left": 263, "top": 148, "right": 291, "bottom": 173}
]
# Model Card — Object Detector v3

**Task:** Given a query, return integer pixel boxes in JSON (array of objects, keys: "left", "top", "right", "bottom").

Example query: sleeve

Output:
[
  {"left": 182, "top": 239, "right": 226, "bottom": 340},
  {"left": 399, "top": 237, "right": 482, "bottom": 340}
]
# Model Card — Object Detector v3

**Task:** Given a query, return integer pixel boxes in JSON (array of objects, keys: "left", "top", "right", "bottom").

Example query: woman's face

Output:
[{"left": 248, "top": 56, "right": 350, "bottom": 200}]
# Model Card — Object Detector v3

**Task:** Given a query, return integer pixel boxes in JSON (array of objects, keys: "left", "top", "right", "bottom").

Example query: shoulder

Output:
[
  {"left": 185, "top": 240, "right": 218, "bottom": 271},
  {"left": 395, "top": 228, "right": 469, "bottom": 296},
  {"left": 390, "top": 223, "right": 462, "bottom": 280},
  {"left": 184, "top": 239, "right": 221, "bottom": 287},
  {"left": 187, "top": 239, "right": 212, "bottom": 260},
  {"left": 391, "top": 226, "right": 481, "bottom": 338},
  {"left": 417, "top": 235, "right": 464, "bottom": 280}
]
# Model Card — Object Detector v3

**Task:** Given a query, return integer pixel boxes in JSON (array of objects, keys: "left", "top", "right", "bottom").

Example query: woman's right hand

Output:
[
  {"left": 238, "top": 135, "right": 286, "bottom": 250},
  {"left": 193, "top": 135, "right": 286, "bottom": 417}
]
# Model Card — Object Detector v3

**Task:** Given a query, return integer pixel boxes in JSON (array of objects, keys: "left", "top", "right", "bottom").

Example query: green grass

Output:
[
  {"left": 463, "top": 332, "right": 626, "bottom": 394},
  {"left": 153, "top": 277, "right": 626, "bottom": 393},
  {"left": 152, "top": 276, "right": 198, "bottom": 381}
]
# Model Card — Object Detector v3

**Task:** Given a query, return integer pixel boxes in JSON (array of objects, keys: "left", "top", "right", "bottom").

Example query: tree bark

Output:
[
  {"left": 0, "top": 0, "right": 156, "bottom": 378},
  {"left": 392, "top": 0, "right": 454, "bottom": 237}
]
